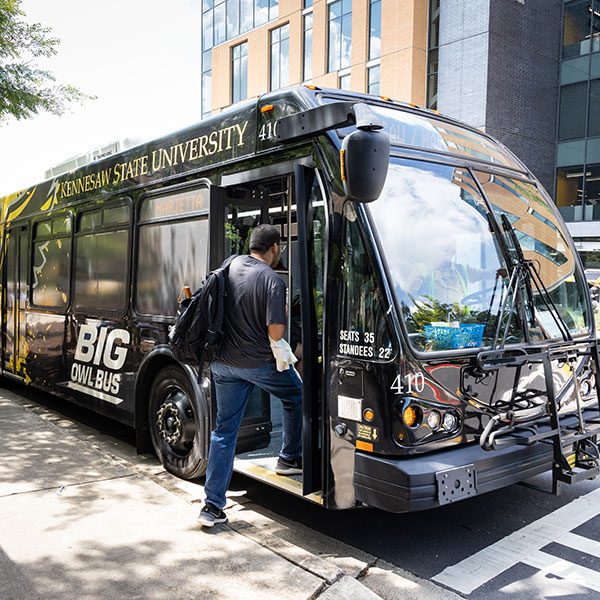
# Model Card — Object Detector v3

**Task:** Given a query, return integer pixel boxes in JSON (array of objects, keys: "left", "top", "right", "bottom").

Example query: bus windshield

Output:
[{"left": 368, "top": 158, "right": 591, "bottom": 352}]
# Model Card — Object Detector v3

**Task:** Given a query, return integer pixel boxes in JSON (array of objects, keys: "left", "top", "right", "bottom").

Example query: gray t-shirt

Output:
[{"left": 217, "top": 255, "right": 287, "bottom": 368}]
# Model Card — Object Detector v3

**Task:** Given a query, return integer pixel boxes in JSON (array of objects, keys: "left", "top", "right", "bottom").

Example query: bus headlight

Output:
[
  {"left": 442, "top": 411, "right": 458, "bottom": 432},
  {"left": 427, "top": 409, "right": 441, "bottom": 430}
]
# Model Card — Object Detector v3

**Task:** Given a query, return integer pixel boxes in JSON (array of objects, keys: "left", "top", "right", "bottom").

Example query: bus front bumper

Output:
[{"left": 353, "top": 431, "right": 558, "bottom": 513}]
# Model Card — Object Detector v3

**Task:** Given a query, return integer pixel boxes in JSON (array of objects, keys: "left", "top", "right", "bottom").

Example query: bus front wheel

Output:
[{"left": 148, "top": 366, "right": 207, "bottom": 479}]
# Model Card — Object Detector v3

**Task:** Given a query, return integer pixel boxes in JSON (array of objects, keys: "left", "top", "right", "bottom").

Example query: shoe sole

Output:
[
  {"left": 197, "top": 515, "right": 228, "bottom": 527},
  {"left": 275, "top": 468, "right": 302, "bottom": 475}
]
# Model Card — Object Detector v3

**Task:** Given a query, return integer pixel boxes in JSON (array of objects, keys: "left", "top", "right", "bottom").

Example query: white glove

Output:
[{"left": 269, "top": 336, "right": 298, "bottom": 372}]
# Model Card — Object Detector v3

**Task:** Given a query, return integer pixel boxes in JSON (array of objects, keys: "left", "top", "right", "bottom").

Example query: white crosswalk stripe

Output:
[{"left": 432, "top": 486, "right": 600, "bottom": 594}]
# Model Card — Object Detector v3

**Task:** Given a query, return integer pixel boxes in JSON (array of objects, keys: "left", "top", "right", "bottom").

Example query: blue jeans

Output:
[{"left": 204, "top": 361, "right": 303, "bottom": 509}]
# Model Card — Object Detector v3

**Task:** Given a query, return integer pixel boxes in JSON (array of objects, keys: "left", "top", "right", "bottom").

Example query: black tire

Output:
[{"left": 148, "top": 366, "right": 207, "bottom": 479}]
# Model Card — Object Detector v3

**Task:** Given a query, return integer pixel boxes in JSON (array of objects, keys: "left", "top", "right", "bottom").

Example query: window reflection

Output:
[
  {"left": 369, "top": 160, "right": 519, "bottom": 351},
  {"left": 367, "top": 64, "right": 380, "bottom": 95},
  {"left": 232, "top": 41, "right": 248, "bottom": 103},
  {"left": 328, "top": 0, "right": 352, "bottom": 73},
  {"left": 340, "top": 203, "right": 393, "bottom": 360},
  {"left": 32, "top": 238, "right": 70, "bottom": 309},
  {"left": 476, "top": 173, "right": 590, "bottom": 339},
  {"left": 270, "top": 23, "right": 290, "bottom": 91},
  {"left": 369, "top": 0, "right": 381, "bottom": 61},
  {"left": 303, "top": 10, "right": 313, "bottom": 82}
]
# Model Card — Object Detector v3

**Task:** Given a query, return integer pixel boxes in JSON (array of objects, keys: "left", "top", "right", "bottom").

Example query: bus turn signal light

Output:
[
  {"left": 403, "top": 405, "right": 418, "bottom": 427},
  {"left": 364, "top": 408, "right": 375, "bottom": 421}
]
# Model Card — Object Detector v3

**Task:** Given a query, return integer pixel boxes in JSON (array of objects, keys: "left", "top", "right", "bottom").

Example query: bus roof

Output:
[{"left": 0, "top": 86, "right": 527, "bottom": 224}]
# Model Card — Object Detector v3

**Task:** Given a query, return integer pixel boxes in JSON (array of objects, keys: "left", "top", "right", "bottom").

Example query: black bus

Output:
[{"left": 1, "top": 86, "right": 599, "bottom": 512}]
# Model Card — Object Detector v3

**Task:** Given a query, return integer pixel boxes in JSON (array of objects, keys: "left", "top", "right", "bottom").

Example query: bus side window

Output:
[
  {"left": 136, "top": 188, "right": 209, "bottom": 317},
  {"left": 74, "top": 203, "right": 131, "bottom": 313},
  {"left": 32, "top": 216, "right": 72, "bottom": 310},
  {"left": 339, "top": 204, "right": 393, "bottom": 361}
]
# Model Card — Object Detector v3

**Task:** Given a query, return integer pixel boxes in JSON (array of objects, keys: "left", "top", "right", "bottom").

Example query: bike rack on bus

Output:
[{"left": 476, "top": 339, "right": 600, "bottom": 494}]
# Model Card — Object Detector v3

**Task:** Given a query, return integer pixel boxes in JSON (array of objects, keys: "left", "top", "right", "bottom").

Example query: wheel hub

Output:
[{"left": 155, "top": 388, "right": 196, "bottom": 453}]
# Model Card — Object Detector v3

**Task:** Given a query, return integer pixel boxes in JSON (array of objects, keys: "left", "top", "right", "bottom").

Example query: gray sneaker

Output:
[
  {"left": 275, "top": 456, "right": 302, "bottom": 475},
  {"left": 197, "top": 502, "right": 228, "bottom": 527}
]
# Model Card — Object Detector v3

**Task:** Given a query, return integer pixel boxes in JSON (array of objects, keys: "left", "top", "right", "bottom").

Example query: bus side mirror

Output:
[{"left": 341, "top": 128, "right": 390, "bottom": 203}]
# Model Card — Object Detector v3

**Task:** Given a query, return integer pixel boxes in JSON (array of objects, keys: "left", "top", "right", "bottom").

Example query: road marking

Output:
[
  {"left": 432, "top": 486, "right": 600, "bottom": 594},
  {"left": 524, "top": 549, "right": 600, "bottom": 593},
  {"left": 560, "top": 531, "right": 600, "bottom": 559}
]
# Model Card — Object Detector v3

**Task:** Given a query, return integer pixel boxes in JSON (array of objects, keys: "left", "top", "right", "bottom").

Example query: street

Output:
[{"left": 5, "top": 379, "right": 600, "bottom": 600}]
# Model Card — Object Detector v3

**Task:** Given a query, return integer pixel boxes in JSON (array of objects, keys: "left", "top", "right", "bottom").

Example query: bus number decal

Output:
[
  {"left": 391, "top": 373, "right": 425, "bottom": 395},
  {"left": 70, "top": 325, "right": 130, "bottom": 398},
  {"left": 258, "top": 121, "right": 279, "bottom": 142}
]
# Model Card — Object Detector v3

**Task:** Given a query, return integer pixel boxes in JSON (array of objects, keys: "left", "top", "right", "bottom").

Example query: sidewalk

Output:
[{"left": 0, "top": 386, "right": 460, "bottom": 600}]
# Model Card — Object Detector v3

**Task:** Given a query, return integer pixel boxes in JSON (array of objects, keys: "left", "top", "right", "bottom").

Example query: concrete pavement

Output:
[{"left": 0, "top": 385, "right": 461, "bottom": 599}]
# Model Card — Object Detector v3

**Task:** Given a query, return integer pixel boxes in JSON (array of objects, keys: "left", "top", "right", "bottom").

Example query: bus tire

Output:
[{"left": 148, "top": 365, "right": 207, "bottom": 479}]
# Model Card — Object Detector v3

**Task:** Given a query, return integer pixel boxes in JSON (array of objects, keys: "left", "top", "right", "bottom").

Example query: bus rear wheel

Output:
[{"left": 148, "top": 366, "right": 207, "bottom": 479}]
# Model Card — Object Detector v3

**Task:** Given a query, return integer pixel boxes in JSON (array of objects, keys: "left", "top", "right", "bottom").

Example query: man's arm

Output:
[{"left": 268, "top": 323, "right": 285, "bottom": 341}]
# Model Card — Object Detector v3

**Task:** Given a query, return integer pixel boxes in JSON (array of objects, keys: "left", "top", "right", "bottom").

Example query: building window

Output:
[
  {"left": 270, "top": 23, "right": 290, "bottom": 90},
  {"left": 369, "top": 0, "right": 381, "bottom": 61},
  {"left": 367, "top": 64, "right": 380, "bottom": 95},
  {"left": 339, "top": 70, "right": 350, "bottom": 90},
  {"left": 559, "top": 81, "right": 589, "bottom": 140},
  {"left": 202, "top": 0, "right": 278, "bottom": 49},
  {"left": 427, "top": 0, "right": 440, "bottom": 110},
  {"left": 556, "top": 164, "right": 600, "bottom": 221},
  {"left": 562, "top": 1, "right": 599, "bottom": 59},
  {"left": 214, "top": 0, "right": 226, "bottom": 45},
  {"left": 589, "top": 78, "right": 600, "bottom": 137},
  {"left": 556, "top": 166, "right": 585, "bottom": 211},
  {"left": 232, "top": 41, "right": 248, "bottom": 103},
  {"left": 328, "top": 0, "right": 352, "bottom": 73},
  {"left": 303, "top": 7, "right": 313, "bottom": 81},
  {"left": 202, "top": 50, "right": 212, "bottom": 117}
]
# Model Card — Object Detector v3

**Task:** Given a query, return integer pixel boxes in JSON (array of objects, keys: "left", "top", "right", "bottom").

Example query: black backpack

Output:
[{"left": 169, "top": 255, "right": 238, "bottom": 365}]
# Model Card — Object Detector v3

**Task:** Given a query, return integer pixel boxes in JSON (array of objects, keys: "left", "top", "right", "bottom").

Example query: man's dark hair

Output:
[{"left": 249, "top": 224, "right": 280, "bottom": 254}]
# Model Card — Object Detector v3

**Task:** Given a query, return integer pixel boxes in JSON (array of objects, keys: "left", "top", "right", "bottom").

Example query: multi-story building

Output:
[
  {"left": 201, "top": 0, "right": 428, "bottom": 116},
  {"left": 201, "top": 0, "right": 600, "bottom": 266}
]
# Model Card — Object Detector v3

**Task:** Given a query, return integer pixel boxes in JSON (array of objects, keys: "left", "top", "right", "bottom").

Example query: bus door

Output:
[
  {"left": 294, "top": 165, "right": 326, "bottom": 495},
  {"left": 209, "top": 185, "right": 272, "bottom": 453},
  {"left": 2, "top": 225, "right": 29, "bottom": 378},
  {"left": 209, "top": 170, "right": 326, "bottom": 498}
]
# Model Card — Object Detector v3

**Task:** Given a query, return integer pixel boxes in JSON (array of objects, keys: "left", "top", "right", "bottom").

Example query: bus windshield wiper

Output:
[{"left": 499, "top": 213, "right": 572, "bottom": 345}]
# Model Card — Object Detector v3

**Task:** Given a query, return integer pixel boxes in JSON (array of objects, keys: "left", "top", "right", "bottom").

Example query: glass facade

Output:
[
  {"left": 367, "top": 64, "right": 380, "bottom": 95},
  {"left": 328, "top": 0, "right": 352, "bottom": 73},
  {"left": 202, "top": 0, "right": 278, "bottom": 46},
  {"left": 201, "top": 0, "right": 278, "bottom": 116},
  {"left": 303, "top": 5, "right": 313, "bottom": 82},
  {"left": 270, "top": 23, "right": 290, "bottom": 90},
  {"left": 369, "top": 0, "right": 381, "bottom": 61},
  {"left": 339, "top": 71, "right": 351, "bottom": 90},
  {"left": 556, "top": 1, "right": 600, "bottom": 221},
  {"left": 232, "top": 41, "right": 248, "bottom": 103},
  {"left": 426, "top": 0, "right": 440, "bottom": 110}
]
